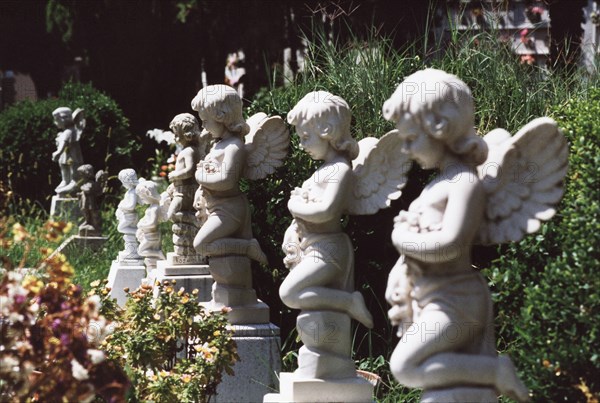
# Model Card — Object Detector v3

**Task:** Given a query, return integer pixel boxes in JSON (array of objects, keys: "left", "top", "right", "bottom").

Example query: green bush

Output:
[
  {"left": 0, "top": 82, "right": 136, "bottom": 204},
  {"left": 484, "top": 89, "right": 600, "bottom": 402}
]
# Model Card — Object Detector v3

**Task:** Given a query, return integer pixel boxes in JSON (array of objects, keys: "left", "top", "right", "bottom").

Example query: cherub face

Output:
[
  {"left": 53, "top": 112, "right": 71, "bottom": 130},
  {"left": 198, "top": 110, "right": 225, "bottom": 139},
  {"left": 395, "top": 115, "right": 445, "bottom": 170},
  {"left": 295, "top": 119, "right": 330, "bottom": 161}
]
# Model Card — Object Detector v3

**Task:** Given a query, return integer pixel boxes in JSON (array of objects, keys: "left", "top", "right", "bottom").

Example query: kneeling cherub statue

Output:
[{"left": 383, "top": 68, "right": 568, "bottom": 402}]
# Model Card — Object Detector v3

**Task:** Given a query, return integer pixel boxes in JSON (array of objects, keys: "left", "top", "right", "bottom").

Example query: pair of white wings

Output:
[{"left": 346, "top": 117, "right": 568, "bottom": 246}]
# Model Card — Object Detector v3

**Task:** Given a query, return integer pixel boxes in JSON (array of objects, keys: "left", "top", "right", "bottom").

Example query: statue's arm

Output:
[
  {"left": 196, "top": 143, "right": 242, "bottom": 191},
  {"left": 392, "top": 173, "right": 484, "bottom": 263},
  {"left": 288, "top": 162, "right": 351, "bottom": 223},
  {"left": 169, "top": 148, "right": 195, "bottom": 180}
]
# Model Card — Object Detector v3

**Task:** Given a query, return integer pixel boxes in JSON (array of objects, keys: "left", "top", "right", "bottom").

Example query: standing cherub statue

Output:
[
  {"left": 52, "top": 107, "right": 85, "bottom": 196},
  {"left": 77, "top": 164, "right": 105, "bottom": 236},
  {"left": 162, "top": 113, "right": 211, "bottom": 261},
  {"left": 116, "top": 168, "right": 141, "bottom": 260},
  {"left": 279, "top": 91, "right": 409, "bottom": 384},
  {"left": 136, "top": 179, "right": 168, "bottom": 272},
  {"left": 383, "top": 69, "right": 568, "bottom": 402}
]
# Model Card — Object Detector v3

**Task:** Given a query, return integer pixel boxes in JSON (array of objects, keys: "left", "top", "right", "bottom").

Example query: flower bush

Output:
[
  {"left": 98, "top": 280, "right": 238, "bottom": 403},
  {"left": 0, "top": 219, "right": 129, "bottom": 401}
]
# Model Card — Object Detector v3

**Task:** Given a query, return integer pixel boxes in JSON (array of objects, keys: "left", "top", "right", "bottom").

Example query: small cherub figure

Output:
[
  {"left": 51, "top": 107, "right": 85, "bottom": 196},
  {"left": 77, "top": 164, "right": 103, "bottom": 236},
  {"left": 116, "top": 169, "right": 139, "bottom": 234},
  {"left": 136, "top": 179, "right": 167, "bottom": 267},
  {"left": 165, "top": 113, "right": 210, "bottom": 220},
  {"left": 382, "top": 69, "right": 566, "bottom": 402},
  {"left": 190, "top": 85, "right": 288, "bottom": 263}
]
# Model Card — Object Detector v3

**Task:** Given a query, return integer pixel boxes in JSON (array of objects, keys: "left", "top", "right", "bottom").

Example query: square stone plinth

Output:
[
  {"left": 50, "top": 195, "right": 82, "bottom": 223},
  {"left": 153, "top": 259, "right": 213, "bottom": 302},
  {"left": 107, "top": 260, "right": 146, "bottom": 307},
  {"left": 215, "top": 323, "right": 281, "bottom": 403},
  {"left": 264, "top": 372, "right": 374, "bottom": 403}
]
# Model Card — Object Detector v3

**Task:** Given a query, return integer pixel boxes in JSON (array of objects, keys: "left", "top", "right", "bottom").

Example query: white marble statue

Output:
[
  {"left": 279, "top": 91, "right": 409, "bottom": 383},
  {"left": 116, "top": 168, "right": 141, "bottom": 260},
  {"left": 191, "top": 84, "right": 288, "bottom": 263},
  {"left": 136, "top": 179, "right": 168, "bottom": 271},
  {"left": 190, "top": 84, "right": 289, "bottom": 323},
  {"left": 52, "top": 107, "right": 85, "bottom": 196},
  {"left": 162, "top": 113, "right": 211, "bottom": 260},
  {"left": 77, "top": 164, "right": 105, "bottom": 236},
  {"left": 383, "top": 68, "right": 568, "bottom": 402}
]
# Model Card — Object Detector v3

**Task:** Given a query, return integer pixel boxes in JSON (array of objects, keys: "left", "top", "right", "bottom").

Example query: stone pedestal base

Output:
[
  {"left": 421, "top": 387, "right": 498, "bottom": 402},
  {"left": 296, "top": 311, "right": 356, "bottom": 379},
  {"left": 154, "top": 255, "right": 213, "bottom": 302},
  {"left": 50, "top": 196, "right": 82, "bottom": 223},
  {"left": 107, "top": 259, "right": 146, "bottom": 307},
  {"left": 206, "top": 255, "right": 269, "bottom": 324},
  {"left": 215, "top": 323, "right": 281, "bottom": 403},
  {"left": 264, "top": 372, "right": 374, "bottom": 403}
]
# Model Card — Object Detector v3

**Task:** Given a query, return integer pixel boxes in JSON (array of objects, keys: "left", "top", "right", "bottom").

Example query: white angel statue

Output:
[
  {"left": 190, "top": 84, "right": 289, "bottom": 263},
  {"left": 52, "top": 107, "right": 85, "bottom": 196},
  {"left": 280, "top": 90, "right": 410, "bottom": 330},
  {"left": 383, "top": 69, "right": 568, "bottom": 402},
  {"left": 136, "top": 179, "right": 169, "bottom": 270}
]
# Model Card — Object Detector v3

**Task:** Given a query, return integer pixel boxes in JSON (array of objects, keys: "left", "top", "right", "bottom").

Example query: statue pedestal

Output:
[
  {"left": 264, "top": 310, "right": 373, "bottom": 402},
  {"left": 264, "top": 372, "right": 374, "bottom": 403},
  {"left": 214, "top": 323, "right": 281, "bottom": 403},
  {"left": 206, "top": 255, "right": 269, "bottom": 325},
  {"left": 50, "top": 195, "right": 82, "bottom": 223},
  {"left": 107, "top": 252, "right": 146, "bottom": 307},
  {"left": 153, "top": 252, "right": 213, "bottom": 302},
  {"left": 421, "top": 387, "right": 498, "bottom": 402}
]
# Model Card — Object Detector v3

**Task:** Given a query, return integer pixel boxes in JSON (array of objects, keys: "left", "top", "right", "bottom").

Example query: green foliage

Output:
[
  {"left": 99, "top": 280, "right": 238, "bottom": 403},
  {"left": 0, "top": 82, "right": 136, "bottom": 204},
  {"left": 483, "top": 89, "right": 600, "bottom": 402}
]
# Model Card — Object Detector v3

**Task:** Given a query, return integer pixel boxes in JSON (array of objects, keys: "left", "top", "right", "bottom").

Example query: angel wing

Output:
[
  {"left": 347, "top": 130, "right": 411, "bottom": 215},
  {"left": 477, "top": 117, "right": 568, "bottom": 244},
  {"left": 72, "top": 108, "right": 86, "bottom": 141},
  {"left": 243, "top": 113, "right": 290, "bottom": 180}
]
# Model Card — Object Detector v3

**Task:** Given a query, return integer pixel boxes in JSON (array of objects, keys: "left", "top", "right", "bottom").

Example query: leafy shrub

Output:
[
  {"left": 99, "top": 280, "right": 238, "bottom": 403},
  {"left": 484, "top": 89, "right": 600, "bottom": 402},
  {"left": 0, "top": 82, "right": 136, "bottom": 204},
  {"left": 0, "top": 218, "right": 129, "bottom": 401}
]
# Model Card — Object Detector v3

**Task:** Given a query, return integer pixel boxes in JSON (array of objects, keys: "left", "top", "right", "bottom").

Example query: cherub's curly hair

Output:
[
  {"left": 169, "top": 113, "right": 201, "bottom": 145},
  {"left": 135, "top": 179, "right": 160, "bottom": 204},
  {"left": 382, "top": 69, "right": 487, "bottom": 165},
  {"left": 191, "top": 85, "right": 249, "bottom": 138},
  {"left": 287, "top": 91, "right": 359, "bottom": 161},
  {"left": 118, "top": 168, "right": 138, "bottom": 185}
]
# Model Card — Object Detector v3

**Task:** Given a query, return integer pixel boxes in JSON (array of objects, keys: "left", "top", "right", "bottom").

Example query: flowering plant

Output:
[
  {"left": 0, "top": 218, "right": 129, "bottom": 401},
  {"left": 99, "top": 280, "right": 238, "bottom": 403}
]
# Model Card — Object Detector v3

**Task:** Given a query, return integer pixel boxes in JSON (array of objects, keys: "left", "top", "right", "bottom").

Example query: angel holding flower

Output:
[
  {"left": 190, "top": 84, "right": 288, "bottom": 264},
  {"left": 383, "top": 69, "right": 567, "bottom": 402}
]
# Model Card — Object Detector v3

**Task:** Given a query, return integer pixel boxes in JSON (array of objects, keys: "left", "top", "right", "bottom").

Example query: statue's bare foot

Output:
[
  {"left": 248, "top": 238, "right": 268, "bottom": 265},
  {"left": 349, "top": 291, "right": 374, "bottom": 328},
  {"left": 496, "top": 355, "right": 530, "bottom": 402}
]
